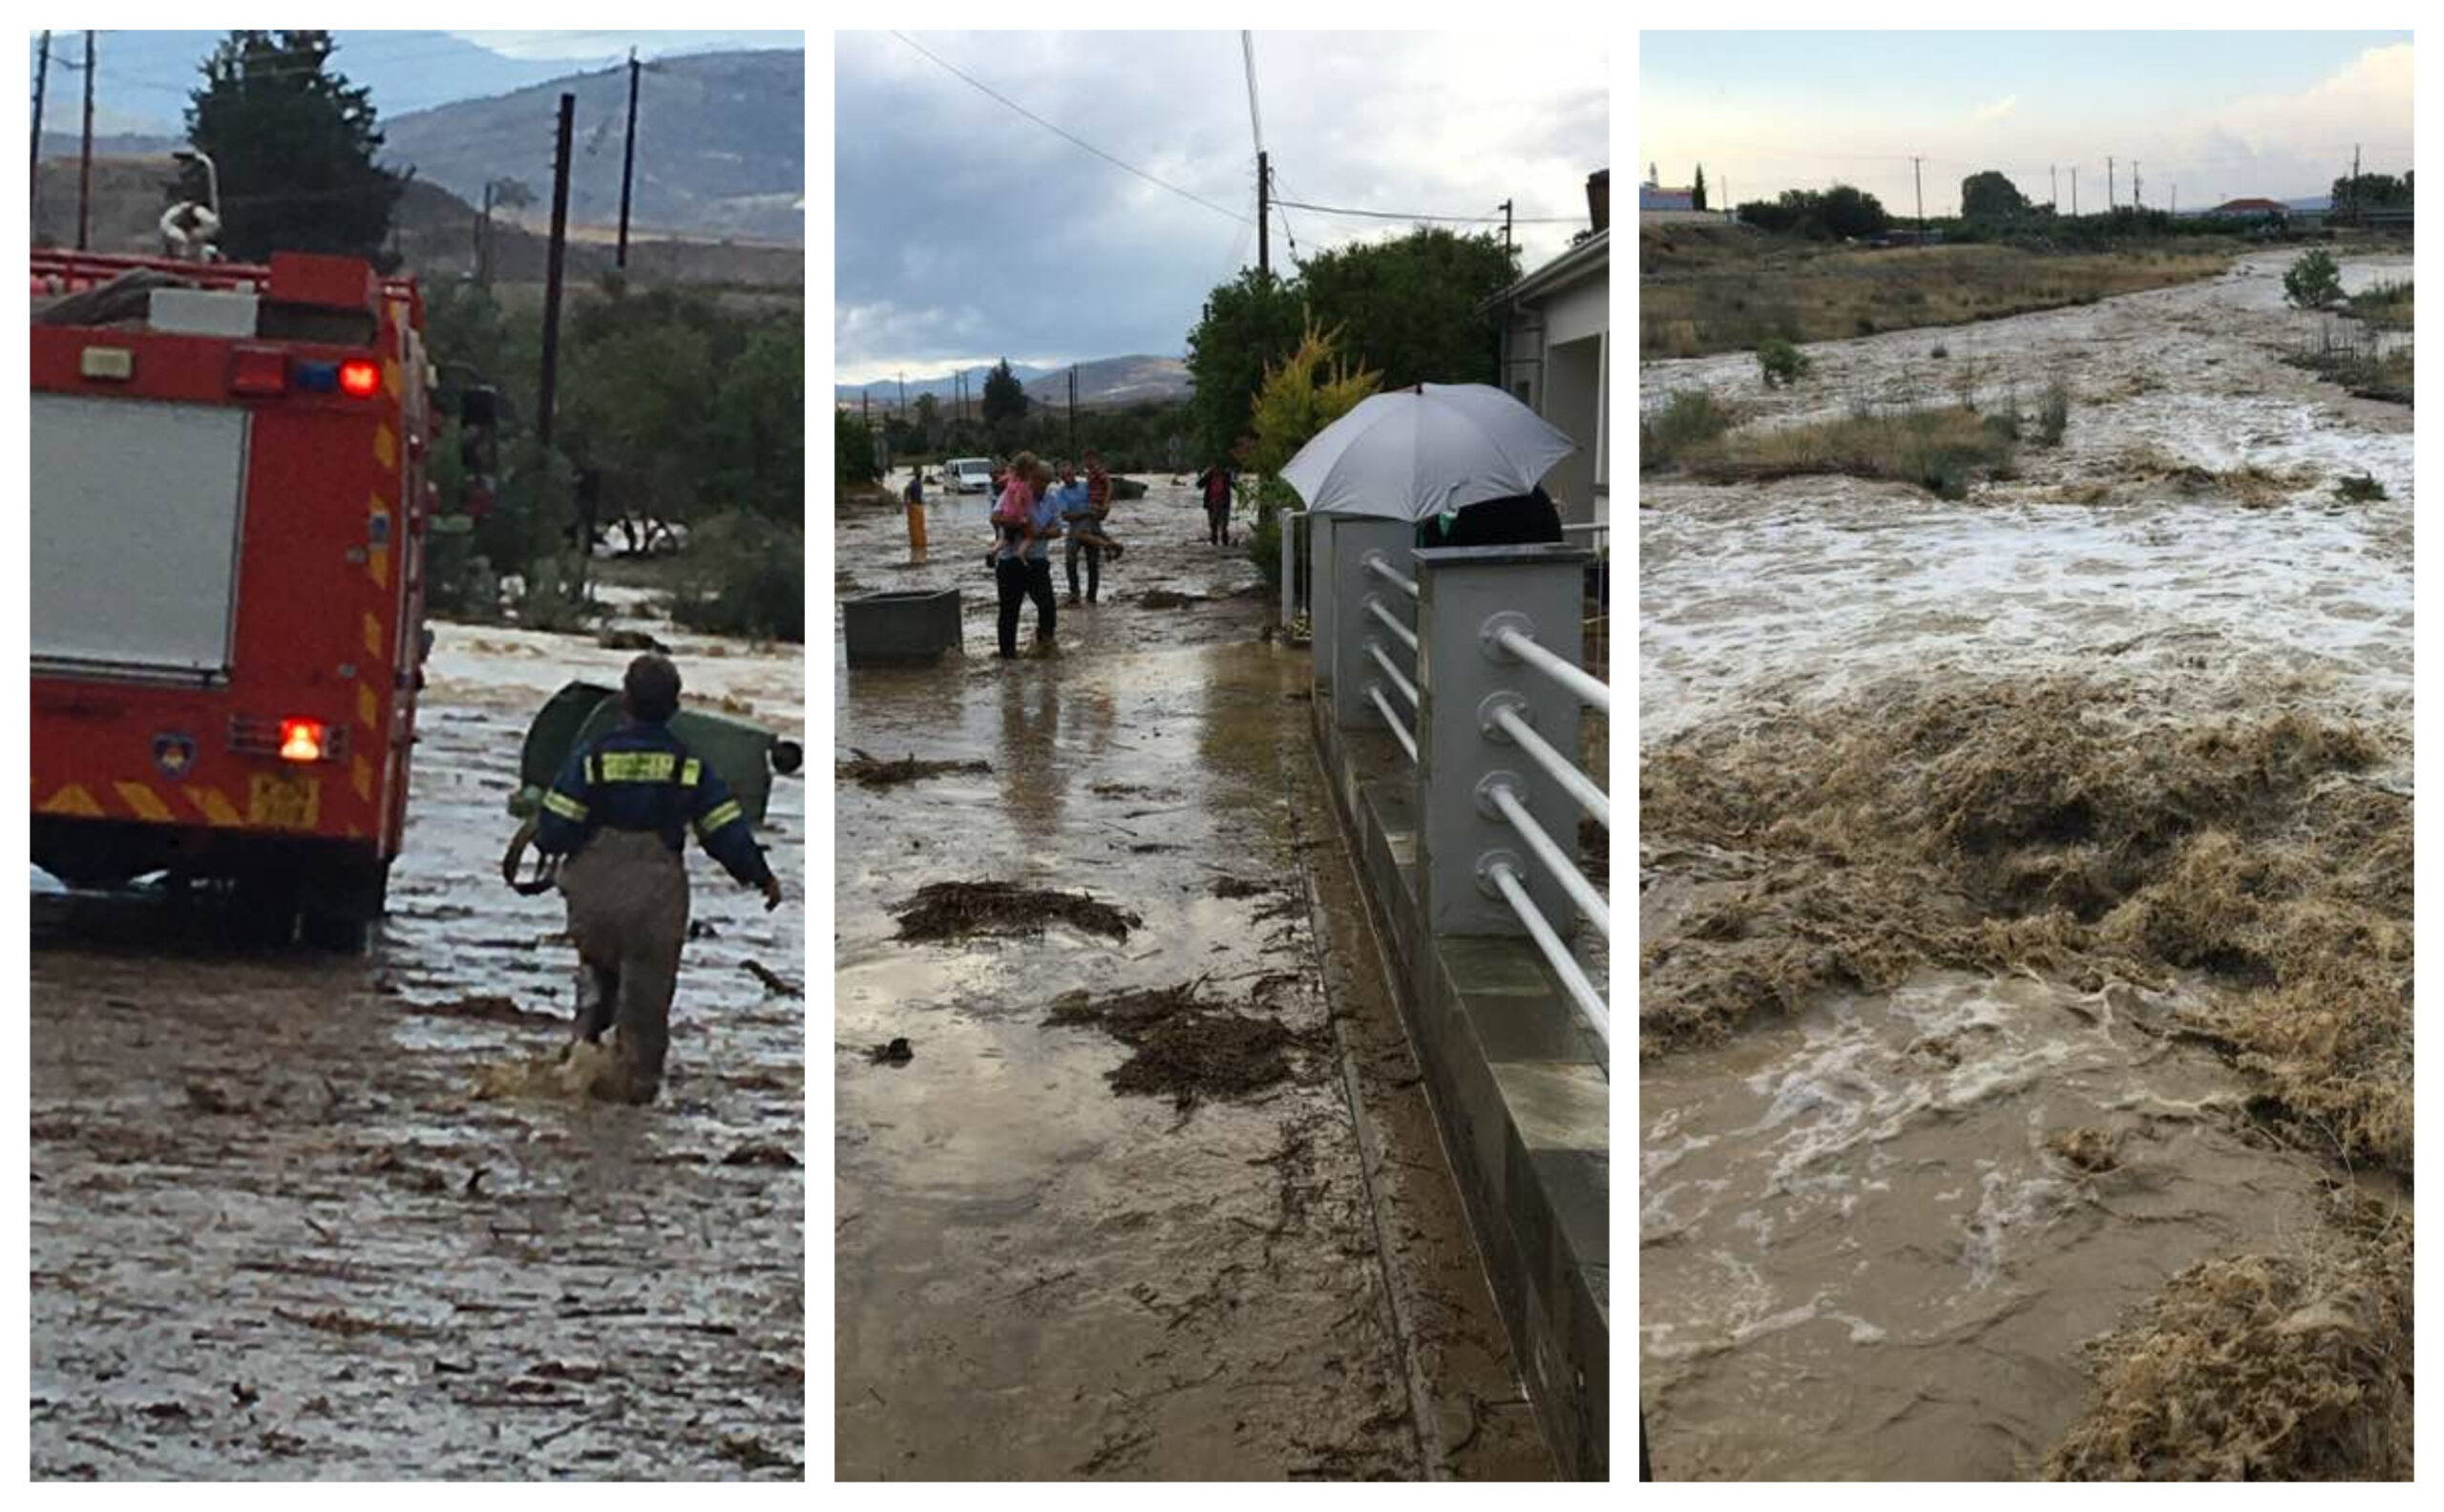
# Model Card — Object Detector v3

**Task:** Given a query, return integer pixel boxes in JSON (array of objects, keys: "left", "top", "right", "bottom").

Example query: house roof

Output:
[{"left": 1480, "top": 227, "right": 1609, "bottom": 312}]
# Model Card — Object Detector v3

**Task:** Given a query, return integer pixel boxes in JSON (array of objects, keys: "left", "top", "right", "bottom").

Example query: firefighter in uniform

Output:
[{"left": 534, "top": 655, "right": 783, "bottom": 1102}]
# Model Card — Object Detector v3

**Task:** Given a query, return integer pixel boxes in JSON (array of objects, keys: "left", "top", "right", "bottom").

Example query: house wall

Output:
[{"left": 1500, "top": 262, "right": 1611, "bottom": 528}]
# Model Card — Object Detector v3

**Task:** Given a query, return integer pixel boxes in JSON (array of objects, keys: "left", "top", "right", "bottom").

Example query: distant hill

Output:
[
  {"left": 32, "top": 153, "right": 800, "bottom": 291},
  {"left": 378, "top": 50, "right": 803, "bottom": 244},
  {"left": 834, "top": 355, "right": 1190, "bottom": 409}
]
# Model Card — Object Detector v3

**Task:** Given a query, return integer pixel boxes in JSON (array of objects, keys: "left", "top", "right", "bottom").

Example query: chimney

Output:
[{"left": 1586, "top": 169, "right": 1610, "bottom": 234}]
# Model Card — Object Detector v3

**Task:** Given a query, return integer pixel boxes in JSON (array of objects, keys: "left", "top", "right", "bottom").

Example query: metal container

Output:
[
  {"left": 843, "top": 587, "right": 962, "bottom": 666},
  {"left": 508, "top": 681, "right": 801, "bottom": 828}
]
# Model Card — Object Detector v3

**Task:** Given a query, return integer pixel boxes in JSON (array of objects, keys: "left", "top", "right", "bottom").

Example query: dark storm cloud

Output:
[{"left": 832, "top": 30, "right": 1609, "bottom": 383}]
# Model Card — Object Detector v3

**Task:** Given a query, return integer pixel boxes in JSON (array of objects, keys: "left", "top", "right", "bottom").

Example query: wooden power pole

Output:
[
  {"left": 2072, "top": 165, "right": 2078, "bottom": 218},
  {"left": 76, "top": 30, "right": 95, "bottom": 250},
  {"left": 1256, "top": 149, "right": 1270, "bottom": 279},
  {"left": 1912, "top": 156, "right": 1924, "bottom": 239},
  {"left": 2107, "top": 156, "right": 2116, "bottom": 212},
  {"left": 31, "top": 31, "right": 50, "bottom": 210},
  {"left": 537, "top": 94, "right": 575, "bottom": 448},
  {"left": 617, "top": 49, "right": 640, "bottom": 268}
]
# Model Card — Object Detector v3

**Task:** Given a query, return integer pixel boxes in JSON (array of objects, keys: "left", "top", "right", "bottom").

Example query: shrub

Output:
[
  {"left": 1986, "top": 386, "right": 2025, "bottom": 443},
  {"left": 2284, "top": 248, "right": 2344, "bottom": 310},
  {"left": 1684, "top": 404, "right": 2013, "bottom": 500},
  {"left": 1243, "top": 475, "right": 1302, "bottom": 585},
  {"left": 2335, "top": 471, "right": 2389, "bottom": 503},
  {"left": 1757, "top": 336, "right": 1812, "bottom": 388},
  {"left": 2036, "top": 378, "right": 2072, "bottom": 446},
  {"left": 1640, "top": 388, "right": 1735, "bottom": 471},
  {"left": 669, "top": 512, "right": 805, "bottom": 641}
]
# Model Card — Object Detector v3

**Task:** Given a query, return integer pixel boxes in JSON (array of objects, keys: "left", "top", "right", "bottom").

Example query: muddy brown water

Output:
[
  {"left": 1640, "top": 252, "right": 2412, "bottom": 1479},
  {"left": 834, "top": 481, "right": 1555, "bottom": 1480},
  {"left": 30, "top": 618, "right": 805, "bottom": 1480}
]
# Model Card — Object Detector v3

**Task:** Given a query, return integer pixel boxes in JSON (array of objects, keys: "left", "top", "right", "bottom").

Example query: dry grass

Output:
[
  {"left": 1639, "top": 676, "right": 2410, "bottom": 1173},
  {"left": 1679, "top": 405, "right": 2015, "bottom": 499},
  {"left": 1640, "top": 230, "right": 2233, "bottom": 359},
  {"left": 2044, "top": 1190, "right": 2412, "bottom": 1480}
]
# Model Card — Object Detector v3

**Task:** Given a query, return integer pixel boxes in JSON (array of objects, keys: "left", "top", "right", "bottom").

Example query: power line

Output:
[
  {"left": 1271, "top": 196, "right": 1580, "bottom": 224},
  {"left": 889, "top": 30, "right": 1250, "bottom": 226}
]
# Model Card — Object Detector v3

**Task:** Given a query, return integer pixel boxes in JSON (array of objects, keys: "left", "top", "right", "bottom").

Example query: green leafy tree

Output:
[
  {"left": 914, "top": 391, "right": 943, "bottom": 449},
  {"left": 1294, "top": 226, "right": 1517, "bottom": 391},
  {"left": 981, "top": 358, "right": 1027, "bottom": 448},
  {"left": 705, "top": 320, "right": 805, "bottom": 526},
  {"left": 836, "top": 409, "right": 880, "bottom": 485},
  {"left": 1816, "top": 183, "right": 1890, "bottom": 239},
  {"left": 1692, "top": 163, "right": 1708, "bottom": 212},
  {"left": 1185, "top": 267, "right": 1307, "bottom": 465},
  {"left": 185, "top": 31, "right": 403, "bottom": 262},
  {"left": 1960, "top": 170, "right": 2032, "bottom": 220},
  {"left": 2330, "top": 172, "right": 2411, "bottom": 215}
]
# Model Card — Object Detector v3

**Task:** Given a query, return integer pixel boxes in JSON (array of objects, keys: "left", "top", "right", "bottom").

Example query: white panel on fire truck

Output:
[
  {"left": 147, "top": 287, "right": 260, "bottom": 337},
  {"left": 31, "top": 394, "right": 249, "bottom": 680}
]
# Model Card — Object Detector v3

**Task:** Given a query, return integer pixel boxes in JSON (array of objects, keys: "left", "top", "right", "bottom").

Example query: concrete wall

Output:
[{"left": 1310, "top": 705, "right": 1611, "bottom": 1480}]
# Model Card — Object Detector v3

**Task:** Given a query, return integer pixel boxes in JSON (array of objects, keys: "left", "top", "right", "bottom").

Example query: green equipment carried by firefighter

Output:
[{"left": 498, "top": 681, "right": 804, "bottom": 894}]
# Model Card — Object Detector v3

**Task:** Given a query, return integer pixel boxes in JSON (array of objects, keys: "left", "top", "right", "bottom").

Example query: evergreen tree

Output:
[
  {"left": 185, "top": 31, "right": 403, "bottom": 262},
  {"left": 1692, "top": 164, "right": 1707, "bottom": 212}
]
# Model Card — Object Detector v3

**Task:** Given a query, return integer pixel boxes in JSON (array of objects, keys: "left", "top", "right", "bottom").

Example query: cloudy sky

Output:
[
  {"left": 1641, "top": 32, "right": 2412, "bottom": 218},
  {"left": 832, "top": 30, "right": 1610, "bottom": 386}
]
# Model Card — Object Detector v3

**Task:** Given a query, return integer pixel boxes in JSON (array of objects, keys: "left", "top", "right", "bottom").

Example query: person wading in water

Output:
[{"left": 534, "top": 654, "right": 783, "bottom": 1102}]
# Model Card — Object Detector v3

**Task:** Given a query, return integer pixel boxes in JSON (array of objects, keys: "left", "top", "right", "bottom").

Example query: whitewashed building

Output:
[{"left": 1488, "top": 170, "right": 1610, "bottom": 528}]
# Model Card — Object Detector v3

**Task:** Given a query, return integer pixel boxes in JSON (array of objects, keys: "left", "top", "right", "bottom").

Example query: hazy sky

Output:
[
  {"left": 833, "top": 29, "right": 1610, "bottom": 386},
  {"left": 1641, "top": 31, "right": 2412, "bottom": 216}
]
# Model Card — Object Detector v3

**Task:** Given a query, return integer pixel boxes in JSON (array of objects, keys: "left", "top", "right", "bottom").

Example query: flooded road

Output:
[
  {"left": 30, "top": 613, "right": 806, "bottom": 1480},
  {"left": 1640, "top": 252, "right": 2413, "bottom": 1479},
  {"left": 834, "top": 478, "right": 1553, "bottom": 1480}
]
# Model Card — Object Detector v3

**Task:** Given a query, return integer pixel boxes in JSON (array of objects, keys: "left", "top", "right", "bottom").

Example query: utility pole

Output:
[
  {"left": 2107, "top": 156, "right": 2116, "bottom": 212},
  {"left": 2350, "top": 142, "right": 2361, "bottom": 224},
  {"left": 616, "top": 48, "right": 641, "bottom": 268},
  {"left": 1067, "top": 365, "right": 1077, "bottom": 455},
  {"left": 2071, "top": 166, "right": 2078, "bottom": 218},
  {"left": 1499, "top": 198, "right": 1513, "bottom": 262},
  {"left": 2171, "top": 183, "right": 2177, "bottom": 218},
  {"left": 31, "top": 31, "right": 50, "bottom": 210},
  {"left": 537, "top": 93, "right": 575, "bottom": 449},
  {"left": 2133, "top": 160, "right": 2141, "bottom": 209},
  {"left": 1255, "top": 149, "right": 1270, "bottom": 280},
  {"left": 1912, "top": 156, "right": 1924, "bottom": 240},
  {"left": 76, "top": 31, "right": 95, "bottom": 250},
  {"left": 2050, "top": 164, "right": 2056, "bottom": 213},
  {"left": 897, "top": 372, "right": 905, "bottom": 418}
]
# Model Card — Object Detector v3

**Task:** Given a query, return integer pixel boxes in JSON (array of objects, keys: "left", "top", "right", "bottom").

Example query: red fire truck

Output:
[{"left": 31, "top": 249, "right": 436, "bottom": 948}]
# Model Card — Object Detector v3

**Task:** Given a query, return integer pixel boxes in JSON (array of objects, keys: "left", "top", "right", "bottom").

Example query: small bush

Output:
[
  {"left": 1640, "top": 388, "right": 1736, "bottom": 471},
  {"left": 2284, "top": 247, "right": 2344, "bottom": 310},
  {"left": 2335, "top": 471, "right": 2389, "bottom": 503},
  {"left": 1683, "top": 404, "right": 2013, "bottom": 500},
  {"left": 669, "top": 512, "right": 805, "bottom": 641},
  {"left": 1757, "top": 336, "right": 1812, "bottom": 388},
  {"left": 2036, "top": 378, "right": 2072, "bottom": 446},
  {"left": 1986, "top": 386, "right": 2025, "bottom": 443}
]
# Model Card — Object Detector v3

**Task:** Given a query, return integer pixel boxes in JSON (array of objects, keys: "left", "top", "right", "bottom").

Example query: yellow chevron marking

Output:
[
  {"left": 369, "top": 544, "right": 390, "bottom": 589},
  {"left": 373, "top": 424, "right": 397, "bottom": 472},
  {"left": 114, "top": 782, "right": 175, "bottom": 823},
  {"left": 186, "top": 787, "right": 242, "bottom": 827},
  {"left": 358, "top": 682, "right": 380, "bottom": 732},
  {"left": 364, "top": 612, "right": 384, "bottom": 657},
  {"left": 352, "top": 754, "right": 373, "bottom": 802},
  {"left": 39, "top": 783, "right": 103, "bottom": 817},
  {"left": 383, "top": 357, "right": 402, "bottom": 399}
]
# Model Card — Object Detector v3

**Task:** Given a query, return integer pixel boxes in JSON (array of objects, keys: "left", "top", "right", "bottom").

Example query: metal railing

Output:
[{"left": 1300, "top": 517, "right": 1610, "bottom": 1051}]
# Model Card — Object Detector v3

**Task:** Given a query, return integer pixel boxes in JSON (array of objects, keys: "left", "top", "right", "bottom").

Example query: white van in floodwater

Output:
[{"left": 946, "top": 457, "right": 995, "bottom": 494}]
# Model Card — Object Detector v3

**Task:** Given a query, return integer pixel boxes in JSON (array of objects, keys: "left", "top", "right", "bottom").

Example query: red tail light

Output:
[
  {"left": 278, "top": 720, "right": 327, "bottom": 763},
  {"left": 338, "top": 359, "right": 381, "bottom": 398}
]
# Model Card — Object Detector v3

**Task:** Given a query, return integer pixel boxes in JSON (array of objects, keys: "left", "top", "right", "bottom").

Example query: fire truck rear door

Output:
[{"left": 31, "top": 393, "right": 251, "bottom": 681}]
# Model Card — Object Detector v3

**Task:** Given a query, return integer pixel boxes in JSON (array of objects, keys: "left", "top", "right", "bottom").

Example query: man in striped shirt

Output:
[{"left": 536, "top": 654, "right": 781, "bottom": 1101}]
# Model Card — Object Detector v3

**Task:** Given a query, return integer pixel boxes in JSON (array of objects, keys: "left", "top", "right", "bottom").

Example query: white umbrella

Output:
[{"left": 1279, "top": 382, "right": 1576, "bottom": 521}]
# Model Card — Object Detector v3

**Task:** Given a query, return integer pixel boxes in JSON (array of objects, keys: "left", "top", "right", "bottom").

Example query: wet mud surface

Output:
[
  {"left": 834, "top": 481, "right": 1553, "bottom": 1480},
  {"left": 31, "top": 614, "right": 806, "bottom": 1480},
  {"left": 1640, "top": 253, "right": 2412, "bottom": 1479}
]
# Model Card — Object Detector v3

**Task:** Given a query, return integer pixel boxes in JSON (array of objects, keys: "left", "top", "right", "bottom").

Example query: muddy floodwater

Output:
[
  {"left": 834, "top": 479, "right": 1555, "bottom": 1480},
  {"left": 31, "top": 612, "right": 806, "bottom": 1480},
  {"left": 1640, "top": 252, "right": 2412, "bottom": 1479}
]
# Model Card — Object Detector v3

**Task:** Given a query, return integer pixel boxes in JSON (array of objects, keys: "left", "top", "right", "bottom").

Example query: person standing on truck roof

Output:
[{"left": 534, "top": 654, "right": 783, "bottom": 1103}]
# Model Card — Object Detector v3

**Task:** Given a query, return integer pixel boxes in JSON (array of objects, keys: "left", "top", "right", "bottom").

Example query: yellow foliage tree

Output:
[{"left": 1247, "top": 308, "right": 1382, "bottom": 480}]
